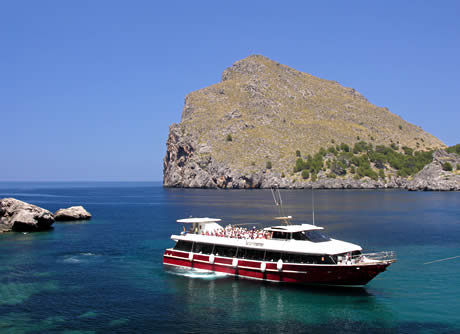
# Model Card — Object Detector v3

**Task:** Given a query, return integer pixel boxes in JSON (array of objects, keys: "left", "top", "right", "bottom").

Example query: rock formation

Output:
[
  {"left": 54, "top": 206, "right": 92, "bottom": 221},
  {"left": 0, "top": 198, "right": 54, "bottom": 232},
  {"left": 408, "top": 151, "right": 460, "bottom": 191},
  {"left": 163, "top": 55, "right": 455, "bottom": 190}
]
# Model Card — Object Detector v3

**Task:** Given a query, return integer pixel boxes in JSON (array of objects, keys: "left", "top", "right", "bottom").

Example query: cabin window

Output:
[
  {"left": 242, "top": 249, "right": 265, "bottom": 261},
  {"left": 304, "top": 231, "right": 331, "bottom": 242},
  {"left": 237, "top": 248, "right": 264, "bottom": 260},
  {"left": 174, "top": 240, "right": 193, "bottom": 252},
  {"left": 213, "top": 245, "right": 237, "bottom": 257},
  {"left": 281, "top": 253, "right": 301, "bottom": 263},
  {"left": 192, "top": 243, "right": 214, "bottom": 254},
  {"left": 299, "top": 254, "right": 318, "bottom": 264},
  {"left": 281, "top": 253, "right": 312, "bottom": 263},
  {"left": 292, "top": 231, "right": 331, "bottom": 242},
  {"left": 292, "top": 232, "right": 307, "bottom": 240},
  {"left": 272, "top": 231, "right": 290, "bottom": 239},
  {"left": 264, "top": 251, "right": 281, "bottom": 262},
  {"left": 278, "top": 252, "right": 335, "bottom": 264}
]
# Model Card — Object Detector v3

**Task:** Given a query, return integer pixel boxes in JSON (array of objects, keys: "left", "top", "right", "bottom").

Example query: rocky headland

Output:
[{"left": 163, "top": 55, "right": 459, "bottom": 191}]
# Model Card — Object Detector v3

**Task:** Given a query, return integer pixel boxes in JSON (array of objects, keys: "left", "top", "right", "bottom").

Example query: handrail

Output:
[
  {"left": 337, "top": 251, "right": 396, "bottom": 265},
  {"left": 357, "top": 251, "right": 396, "bottom": 264}
]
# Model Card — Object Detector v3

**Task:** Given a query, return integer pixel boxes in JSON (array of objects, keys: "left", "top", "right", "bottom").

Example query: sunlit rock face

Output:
[
  {"left": 0, "top": 198, "right": 54, "bottom": 232},
  {"left": 54, "top": 206, "right": 92, "bottom": 221}
]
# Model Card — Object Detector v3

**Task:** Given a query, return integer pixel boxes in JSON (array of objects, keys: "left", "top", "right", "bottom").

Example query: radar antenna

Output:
[{"left": 311, "top": 188, "right": 315, "bottom": 226}]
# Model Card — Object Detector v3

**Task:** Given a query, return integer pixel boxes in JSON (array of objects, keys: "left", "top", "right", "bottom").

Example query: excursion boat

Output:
[{"left": 163, "top": 216, "right": 396, "bottom": 286}]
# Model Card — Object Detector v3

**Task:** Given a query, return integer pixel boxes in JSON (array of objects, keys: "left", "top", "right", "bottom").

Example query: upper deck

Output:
[{"left": 173, "top": 217, "right": 362, "bottom": 256}]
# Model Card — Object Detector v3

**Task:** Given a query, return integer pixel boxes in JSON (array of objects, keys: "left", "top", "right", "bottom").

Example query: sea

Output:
[{"left": 0, "top": 182, "right": 459, "bottom": 334}]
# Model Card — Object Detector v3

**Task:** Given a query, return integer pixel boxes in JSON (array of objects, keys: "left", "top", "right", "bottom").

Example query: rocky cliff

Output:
[
  {"left": 407, "top": 150, "right": 460, "bottom": 191},
  {"left": 163, "top": 55, "right": 455, "bottom": 190}
]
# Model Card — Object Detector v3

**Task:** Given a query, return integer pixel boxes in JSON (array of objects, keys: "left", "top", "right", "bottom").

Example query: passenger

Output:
[{"left": 346, "top": 252, "right": 352, "bottom": 265}]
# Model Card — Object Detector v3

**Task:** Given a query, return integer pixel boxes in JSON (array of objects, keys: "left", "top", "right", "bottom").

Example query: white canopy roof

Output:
[
  {"left": 264, "top": 224, "right": 323, "bottom": 233},
  {"left": 176, "top": 218, "right": 222, "bottom": 224}
]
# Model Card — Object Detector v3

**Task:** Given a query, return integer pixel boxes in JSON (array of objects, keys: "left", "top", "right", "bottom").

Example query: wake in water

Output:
[
  {"left": 165, "top": 266, "right": 228, "bottom": 280},
  {"left": 59, "top": 252, "right": 102, "bottom": 264}
]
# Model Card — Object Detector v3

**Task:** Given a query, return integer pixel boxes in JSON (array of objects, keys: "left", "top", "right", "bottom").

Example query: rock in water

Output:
[
  {"left": 54, "top": 206, "right": 92, "bottom": 221},
  {"left": 0, "top": 198, "right": 54, "bottom": 232}
]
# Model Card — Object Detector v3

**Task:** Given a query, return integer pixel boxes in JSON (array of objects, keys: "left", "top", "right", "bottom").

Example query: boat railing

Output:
[
  {"left": 357, "top": 251, "right": 396, "bottom": 264},
  {"left": 337, "top": 251, "right": 396, "bottom": 265}
]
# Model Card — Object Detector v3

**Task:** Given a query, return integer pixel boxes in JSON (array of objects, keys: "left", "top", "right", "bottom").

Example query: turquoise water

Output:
[{"left": 0, "top": 182, "right": 459, "bottom": 333}]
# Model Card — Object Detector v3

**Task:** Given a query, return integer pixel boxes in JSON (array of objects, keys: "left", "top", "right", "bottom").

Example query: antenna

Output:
[
  {"left": 311, "top": 188, "right": 315, "bottom": 226},
  {"left": 271, "top": 186, "right": 284, "bottom": 217},
  {"left": 271, "top": 186, "right": 292, "bottom": 225}
]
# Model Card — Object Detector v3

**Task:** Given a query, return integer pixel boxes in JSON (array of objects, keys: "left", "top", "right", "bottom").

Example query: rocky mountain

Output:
[{"left": 163, "top": 55, "right": 455, "bottom": 190}]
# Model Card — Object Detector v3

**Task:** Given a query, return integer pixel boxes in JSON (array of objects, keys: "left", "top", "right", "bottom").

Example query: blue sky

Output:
[{"left": 1, "top": 1, "right": 459, "bottom": 181}]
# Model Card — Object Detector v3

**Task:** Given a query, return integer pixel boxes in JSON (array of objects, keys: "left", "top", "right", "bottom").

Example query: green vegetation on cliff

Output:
[
  {"left": 292, "top": 141, "right": 435, "bottom": 180},
  {"left": 446, "top": 144, "right": 460, "bottom": 155}
]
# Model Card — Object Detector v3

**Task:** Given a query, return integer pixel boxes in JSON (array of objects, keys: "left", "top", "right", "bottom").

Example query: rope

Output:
[{"left": 423, "top": 255, "right": 460, "bottom": 265}]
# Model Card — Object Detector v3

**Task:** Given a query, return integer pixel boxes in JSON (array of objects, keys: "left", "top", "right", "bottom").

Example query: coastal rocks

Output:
[
  {"left": 163, "top": 122, "right": 458, "bottom": 191},
  {"left": 163, "top": 142, "right": 460, "bottom": 191},
  {"left": 0, "top": 198, "right": 93, "bottom": 232},
  {"left": 0, "top": 198, "right": 54, "bottom": 232},
  {"left": 407, "top": 151, "right": 460, "bottom": 191},
  {"left": 54, "top": 206, "right": 92, "bottom": 221}
]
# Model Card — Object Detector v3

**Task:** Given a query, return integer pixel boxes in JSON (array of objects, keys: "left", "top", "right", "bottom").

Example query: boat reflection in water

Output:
[{"left": 165, "top": 266, "right": 396, "bottom": 331}]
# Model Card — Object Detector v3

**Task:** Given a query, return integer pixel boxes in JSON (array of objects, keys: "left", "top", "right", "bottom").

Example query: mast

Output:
[
  {"left": 271, "top": 186, "right": 283, "bottom": 217},
  {"left": 271, "top": 186, "right": 291, "bottom": 223},
  {"left": 312, "top": 188, "right": 315, "bottom": 226}
]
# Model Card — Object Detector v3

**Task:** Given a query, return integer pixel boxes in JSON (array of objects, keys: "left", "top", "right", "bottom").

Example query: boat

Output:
[{"left": 163, "top": 215, "right": 396, "bottom": 286}]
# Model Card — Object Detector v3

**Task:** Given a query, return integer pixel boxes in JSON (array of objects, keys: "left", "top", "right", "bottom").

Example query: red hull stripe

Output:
[{"left": 163, "top": 250, "right": 389, "bottom": 286}]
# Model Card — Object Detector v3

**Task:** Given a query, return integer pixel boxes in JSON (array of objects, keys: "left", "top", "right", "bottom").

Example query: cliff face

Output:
[
  {"left": 407, "top": 151, "right": 460, "bottom": 191},
  {"left": 164, "top": 55, "right": 451, "bottom": 190}
]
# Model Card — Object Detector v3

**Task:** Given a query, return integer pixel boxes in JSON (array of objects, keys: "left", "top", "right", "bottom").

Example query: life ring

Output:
[
  {"left": 260, "top": 262, "right": 266, "bottom": 272},
  {"left": 188, "top": 252, "right": 193, "bottom": 261},
  {"left": 232, "top": 258, "right": 238, "bottom": 269},
  {"left": 277, "top": 259, "right": 283, "bottom": 271},
  {"left": 209, "top": 254, "right": 215, "bottom": 265}
]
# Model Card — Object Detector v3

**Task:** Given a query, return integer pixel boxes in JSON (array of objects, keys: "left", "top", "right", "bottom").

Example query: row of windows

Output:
[
  {"left": 272, "top": 230, "right": 331, "bottom": 242},
  {"left": 173, "top": 240, "right": 335, "bottom": 264}
]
